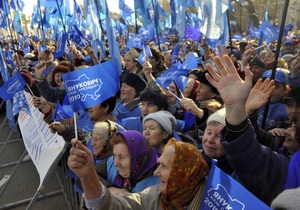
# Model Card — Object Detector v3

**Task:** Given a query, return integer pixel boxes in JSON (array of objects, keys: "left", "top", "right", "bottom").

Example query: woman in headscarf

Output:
[
  {"left": 68, "top": 137, "right": 209, "bottom": 210},
  {"left": 92, "top": 130, "right": 160, "bottom": 195}
]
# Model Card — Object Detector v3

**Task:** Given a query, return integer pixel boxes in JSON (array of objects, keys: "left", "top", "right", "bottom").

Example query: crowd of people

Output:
[{"left": 1, "top": 31, "right": 300, "bottom": 209}]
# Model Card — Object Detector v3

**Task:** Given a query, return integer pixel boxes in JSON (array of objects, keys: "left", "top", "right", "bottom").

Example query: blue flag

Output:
[
  {"left": 200, "top": 161, "right": 270, "bottom": 210},
  {"left": 12, "top": 91, "right": 30, "bottom": 116},
  {"left": 0, "top": 47, "right": 10, "bottom": 81},
  {"left": 52, "top": 101, "right": 73, "bottom": 122},
  {"left": 127, "top": 34, "right": 143, "bottom": 49},
  {"left": 53, "top": 32, "right": 68, "bottom": 59},
  {"left": 171, "top": 43, "right": 180, "bottom": 64},
  {"left": 39, "top": 0, "right": 63, "bottom": 7},
  {"left": 10, "top": 0, "right": 24, "bottom": 12},
  {"left": 0, "top": 71, "right": 26, "bottom": 101},
  {"left": 62, "top": 60, "right": 120, "bottom": 112},
  {"left": 137, "top": 45, "right": 153, "bottom": 65},
  {"left": 156, "top": 63, "right": 185, "bottom": 89},
  {"left": 182, "top": 53, "right": 198, "bottom": 71},
  {"left": 12, "top": 10, "right": 23, "bottom": 35}
]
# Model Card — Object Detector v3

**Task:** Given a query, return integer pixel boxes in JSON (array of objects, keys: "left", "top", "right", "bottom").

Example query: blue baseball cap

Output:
[
  {"left": 283, "top": 40, "right": 296, "bottom": 45},
  {"left": 262, "top": 69, "right": 287, "bottom": 84}
]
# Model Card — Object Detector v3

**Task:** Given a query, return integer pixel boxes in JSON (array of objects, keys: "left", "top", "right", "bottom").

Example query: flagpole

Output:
[
  {"left": 226, "top": 10, "right": 233, "bottom": 53},
  {"left": 151, "top": 0, "right": 161, "bottom": 52},
  {"left": 135, "top": 11, "right": 138, "bottom": 34},
  {"left": 37, "top": 0, "right": 46, "bottom": 45},
  {"left": 261, "top": 0, "right": 290, "bottom": 130}
]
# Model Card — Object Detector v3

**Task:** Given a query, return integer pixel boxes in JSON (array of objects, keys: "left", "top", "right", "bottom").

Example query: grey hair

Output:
[{"left": 93, "top": 121, "right": 109, "bottom": 139}]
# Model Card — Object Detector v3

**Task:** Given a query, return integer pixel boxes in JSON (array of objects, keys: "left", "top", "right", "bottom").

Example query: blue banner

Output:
[
  {"left": 62, "top": 60, "right": 120, "bottom": 112},
  {"left": 0, "top": 71, "right": 26, "bottom": 101},
  {"left": 200, "top": 161, "right": 270, "bottom": 210}
]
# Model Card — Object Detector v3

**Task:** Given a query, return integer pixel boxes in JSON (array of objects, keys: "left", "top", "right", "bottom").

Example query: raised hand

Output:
[
  {"left": 205, "top": 55, "right": 253, "bottom": 125},
  {"left": 68, "top": 139, "right": 94, "bottom": 178},
  {"left": 246, "top": 78, "right": 275, "bottom": 116}
]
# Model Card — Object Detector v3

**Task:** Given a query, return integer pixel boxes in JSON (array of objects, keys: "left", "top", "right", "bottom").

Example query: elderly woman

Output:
[
  {"left": 91, "top": 130, "right": 160, "bottom": 195},
  {"left": 143, "top": 110, "right": 198, "bottom": 154},
  {"left": 89, "top": 120, "right": 122, "bottom": 162},
  {"left": 68, "top": 137, "right": 209, "bottom": 209},
  {"left": 113, "top": 73, "right": 147, "bottom": 122}
]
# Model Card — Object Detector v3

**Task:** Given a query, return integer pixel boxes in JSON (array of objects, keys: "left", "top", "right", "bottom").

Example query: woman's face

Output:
[
  {"left": 202, "top": 123, "right": 225, "bottom": 159},
  {"left": 91, "top": 130, "right": 107, "bottom": 156},
  {"left": 120, "top": 82, "right": 136, "bottom": 103},
  {"left": 124, "top": 54, "right": 138, "bottom": 72},
  {"left": 54, "top": 72, "right": 64, "bottom": 87},
  {"left": 196, "top": 83, "right": 215, "bottom": 101},
  {"left": 153, "top": 146, "right": 174, "bottom": 194},
  {"left": 113, "top": 143, "right": 131, "bottom": 178},
  {"left": 143, "top": 120, "right": 168, "bottom": 150}
]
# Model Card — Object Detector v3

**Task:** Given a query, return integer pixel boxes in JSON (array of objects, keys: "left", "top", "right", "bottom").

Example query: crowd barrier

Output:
[{"left": 0, "top": 100, "right": 82, "bottom": 210}]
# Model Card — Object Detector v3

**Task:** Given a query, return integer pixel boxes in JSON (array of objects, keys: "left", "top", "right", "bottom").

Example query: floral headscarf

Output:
[
  {"left": 114, "top": 130, "right": 160, "bottom": 191},
  {"left": 161, "top": 138, "right": 209, "bottom": 210}
]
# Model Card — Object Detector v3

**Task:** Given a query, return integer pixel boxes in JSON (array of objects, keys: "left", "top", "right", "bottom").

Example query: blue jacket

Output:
[{"left": 284, "top": 150, "right": 300, "bottom": 189}]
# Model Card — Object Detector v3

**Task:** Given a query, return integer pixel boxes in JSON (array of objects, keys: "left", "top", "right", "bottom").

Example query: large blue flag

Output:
[
  {"left": 181, "top": 53, "right": 198, "bottom": 71},
  {"left": 156, "top": 62, "right": 185, "bottom": 89},
  {"left": 200, "top": 161, "right": 270, "bottom": 210},
  {"left": 62, "top": 60, "right": 120, "bottom": 112},
  {"left": 0, "top": 71, "right": 26, "bottom": 101},
  {"left": 52, "top": 101, "right": 73, "bottom": 122}
]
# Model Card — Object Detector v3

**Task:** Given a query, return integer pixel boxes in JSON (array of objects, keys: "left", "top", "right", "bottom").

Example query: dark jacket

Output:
[{"left": 220, "top": 120, "right": 290, "bottom": 205}]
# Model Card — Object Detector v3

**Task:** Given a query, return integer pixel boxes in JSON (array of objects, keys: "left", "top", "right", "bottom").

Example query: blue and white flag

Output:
[
  {"left": 156, "top": 62, "right": 185, "bottom": 89},
  {"left": 182, "top": 53, "right": 198, "bottom": 71},
  {"left": 12, "top": 91, "right": 30, "bottom": 116},
  {"left": 0, "top": 71, "right": 26, "bottom": 101},
  {"left": 137, "top": 45, "right": 153, "bottom": 65},
  {"left": 39, "top": 0, "right": 63, "bottom": 8},
  {"left": 10, "top": 0, "right": 24, "bottom": 12},
  {"left": 52, "top": 101, "right": 73, "bottom": 122},
  {"left": 200, "top": 161, "right": 270, "bottom": 210},
  {"left": 127, "top": 34, "right": 143, "bottom": 49},
  {"left": 53, "top": 32, "right": 68, "bottom": 59},
  {"left": 62, "top": 60, "right": 120, "bottom": 112}
]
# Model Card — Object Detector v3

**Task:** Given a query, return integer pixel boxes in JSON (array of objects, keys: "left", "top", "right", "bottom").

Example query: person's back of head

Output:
[{"left": 271, "top": 187, "right": 300, "bottom": 210}]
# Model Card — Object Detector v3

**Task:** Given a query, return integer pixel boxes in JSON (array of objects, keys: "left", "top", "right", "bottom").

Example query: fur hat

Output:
[
  {"left": 207, "top": 108, "right": 226, "bottom": 126},
  {"left": 143, "top": 111, "right": 177, "bottom": 135},
  {"left": 122, "top": 73, "right": 147, "bottom": 96},
  {"left": 249, "top": 56, "right": 266, "bottom": 69},
  {"left": 271, "top": 188, "right": 300, "bottom": 210},
  {"left": 197, "top": 70, "right": 219, "bottom": 95}
]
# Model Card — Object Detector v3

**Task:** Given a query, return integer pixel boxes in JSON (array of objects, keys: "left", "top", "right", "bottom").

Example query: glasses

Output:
[{"left": 113, "top": 154, "right": 131, "bottom": 161}]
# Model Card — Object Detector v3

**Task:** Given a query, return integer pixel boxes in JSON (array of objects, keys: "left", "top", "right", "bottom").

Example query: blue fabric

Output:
[
  {"left": 62, "top": 60, "right": 120, "bottom": 112},
  {"left": 284, "top": 150, "right": 300, "bottom": 189},
  {"left": 77, "top": 110, "right": 94, "bottom": 132},
  {"left": 200, "top": 160, "right": 270, "bottom": 210},
  {"left": 113, "top": 101, "right": 141, "bottom": 122},
  {"left": 0, "top": 71, "right": 26, "bottom": 101},
  {"left": 120, "top": 117, "right": 143, "bottom": 133},
  {"left": 257, "top": 103, "right": 289, "bottom": 130}
]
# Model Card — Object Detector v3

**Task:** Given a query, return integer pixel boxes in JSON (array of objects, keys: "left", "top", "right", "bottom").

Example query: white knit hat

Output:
[
  {"left": 143, "top": 111, "right": 177, "bottom": 135},
  {"left": 207, "top": 108, "right": 226, "bottom": 126},
  {"left": 271, "top": 188, "right": 300, "bottom": 210}
]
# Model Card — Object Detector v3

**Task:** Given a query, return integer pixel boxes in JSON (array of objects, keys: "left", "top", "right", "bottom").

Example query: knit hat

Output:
[
  {"left": 282, "top": 86, "right": 300, "bottom": 105},
  {"left": 207, "top": 108, "right": 226, "bottom": 126},
  {"left": 271, "top": 188, "right": 300, "bottom": 210},
  {"left": 122, "top": 73, "right": 147, "bottom": 96},
  {"left": 249, "top": 56, "right": 266, "bottom": 69},
  {"left": 143, "top": 111, "right": 177, "bottom": 135}
]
